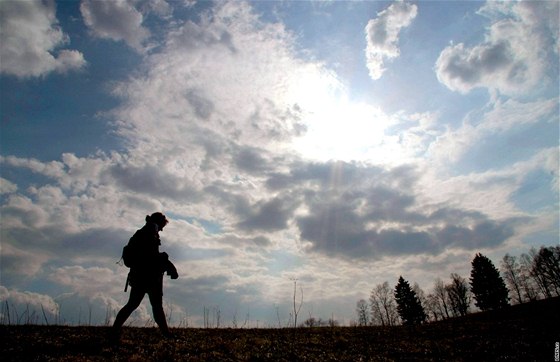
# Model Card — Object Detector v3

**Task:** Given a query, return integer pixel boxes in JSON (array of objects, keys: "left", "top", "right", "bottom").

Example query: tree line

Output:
[{"left": 356, "top": 245, "right": 560, "bottom": 326}]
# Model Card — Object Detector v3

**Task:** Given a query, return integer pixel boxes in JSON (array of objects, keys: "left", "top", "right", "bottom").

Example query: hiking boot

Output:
[{"left": 162, "top": 331, "right": 179, "bottom": 340}]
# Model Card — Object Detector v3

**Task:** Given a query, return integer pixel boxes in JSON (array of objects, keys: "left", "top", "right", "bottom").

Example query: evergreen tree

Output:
[
  {"left": 470, "top": 253, "right": 510, "bottom": 310},
  {"left": 394, "top": 276, "right": 426, "bottom": 325}
]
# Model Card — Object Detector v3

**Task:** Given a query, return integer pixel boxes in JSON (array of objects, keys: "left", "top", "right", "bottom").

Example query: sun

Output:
[{"left": 289, "top": 72, "right": 394, "bottom": 163}]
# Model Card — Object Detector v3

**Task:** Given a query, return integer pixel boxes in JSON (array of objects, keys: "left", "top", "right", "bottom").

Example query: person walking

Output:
[{"left": 112, "top": 212, "right": 179, "bottom": 341}]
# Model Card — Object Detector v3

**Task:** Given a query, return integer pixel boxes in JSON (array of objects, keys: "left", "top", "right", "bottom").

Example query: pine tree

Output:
[
  {"left": 470, "top": 253, "right": 510, "bottom": 310},
  {"left": 394, "top": 276, "right": 426, "bottom": 325}
]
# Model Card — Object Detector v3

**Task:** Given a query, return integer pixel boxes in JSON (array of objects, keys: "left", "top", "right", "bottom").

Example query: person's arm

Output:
[
  {"left": 167, "top": 260, "right": 179, "bottom": 279},
  {"left": 159, "top": 253, "right": 179, "bottom": 279}
]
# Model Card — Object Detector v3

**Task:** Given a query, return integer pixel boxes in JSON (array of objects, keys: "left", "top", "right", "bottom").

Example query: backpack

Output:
[
  {"left": 120, "top": 231, "right": 146, "bottom": 292},
  {"left": 121, "top": 231, "right": 144, "bottom": 268},
  {"left": 121, "top": 243, "right": 136, "bottom": 268}
]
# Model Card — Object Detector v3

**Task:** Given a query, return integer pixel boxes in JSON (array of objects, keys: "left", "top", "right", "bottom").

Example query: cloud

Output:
[
  {"left": 0, "top": 177, "right": 17, "bottom": 194},
  {"left": 80, "top": 0, "right": 150, "bottom": 51},
  {"left": 417, "top": 147, "right": 559, "bottom": 227},
  {"left": 0, "top": 286, "right": 59, "bottom": 323},
  {"left": 49, "top": 266, "right": 122, "bottom": 297},
  {"left": 140, "top": 0, "right": 173, "bottom": 18},
  {"left": 263, "top": 160, "right": 518, "bottom": 260},
  {"left": 0, "top": 242, "right": 50, "bottom": 287},
  {"left": 233, "top": 146, "right": 275, "bottom": 174},
  {"left": 435, "top": 0, "right": 558, "bottom": 95},
  {"left": 0, "top": 0, "right": 86, "bottom": 78},
  {"left": 1, "top": 156, "right": 66, "bottom": 180},
  {"left": 365, "top": 1, "right": 417, "bottom": 80},
  {"left": 109, "top": 1, "right": 318, "bottom": 158},
  {"left": 429, "top": 98, "right": 558, "bottom": 166},
  {"left": 102, "top": 1, "right": 333, "bottom": 226},
  {"left": 0, "top": 194, "right": 51, "bottom": 230},
  {"left": 109, "top": 163, "right": 202, "bottom": 202},
  {"left": 237, "top": 197, "right": 297, "bottom": 232}
]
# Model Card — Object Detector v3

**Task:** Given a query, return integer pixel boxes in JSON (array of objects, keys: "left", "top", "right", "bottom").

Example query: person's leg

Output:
[
  {"left": 147, "top": 285, "right": 171, "bottom": 336},
  {"left": 113, "top": 287, "right": 145, "bottom": 329}
]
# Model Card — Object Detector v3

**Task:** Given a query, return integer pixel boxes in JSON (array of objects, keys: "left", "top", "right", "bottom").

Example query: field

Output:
[{"left": 2, "top": 297, "right": 559, "bottom": 361}]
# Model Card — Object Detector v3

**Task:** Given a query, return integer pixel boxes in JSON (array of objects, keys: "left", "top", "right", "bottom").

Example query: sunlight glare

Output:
[{"left": 290, "top": 72, "right": 394, "bottom": 163}]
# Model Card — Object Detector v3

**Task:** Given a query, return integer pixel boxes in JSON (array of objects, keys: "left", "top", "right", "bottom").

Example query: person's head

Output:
[{"left": 146, "top": 212, "right": 169, "bottom": 231}]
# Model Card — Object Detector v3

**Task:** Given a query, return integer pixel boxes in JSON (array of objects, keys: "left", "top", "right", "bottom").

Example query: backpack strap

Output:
[{"left": 124, "top": 272, "right": 130, "bottom": 292}]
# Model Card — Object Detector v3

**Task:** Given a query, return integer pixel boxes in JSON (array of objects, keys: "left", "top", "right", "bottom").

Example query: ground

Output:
[{"left": 1, "top": 297, "right": 559, "bottom": 361}]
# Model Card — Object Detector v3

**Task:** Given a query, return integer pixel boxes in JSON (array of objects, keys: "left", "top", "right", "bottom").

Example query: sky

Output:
[{"left": 0, "top": 0, "right": 558, "bottom": 327}]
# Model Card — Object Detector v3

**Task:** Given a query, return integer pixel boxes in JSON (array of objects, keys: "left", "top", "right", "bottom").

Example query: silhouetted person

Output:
[{"left": 112, "top": 212, "right": 178, "bottom": 341}]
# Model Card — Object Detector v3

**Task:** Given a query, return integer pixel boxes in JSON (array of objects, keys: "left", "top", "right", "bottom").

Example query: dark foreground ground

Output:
[{"left": 1, "top": 297, "right": 559, "bottom": 361}]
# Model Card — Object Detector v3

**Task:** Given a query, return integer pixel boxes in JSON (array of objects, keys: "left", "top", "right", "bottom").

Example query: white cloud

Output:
[
  {"left": 1, "top": 155, "right": 66, "bottom": 180},
  {"left": 50, "top": 266, "right": 122, "bottom": 297},
  {"left": 435, "top": 0, "right": 558, "bottom": 95},
  {"left": 364, "top": 1, "right": 417, "bottom": 80},
  {"left": 0, "top": 194, "right": 51, "bottom": 230},
  {"left": 108, "top": 1, "right": 330, "bottom": 195},
  {"left": 140, "top": 0, "right": 173, "bottom": 18},
  {"left": 183, "top": 0, "right": 197, "bottom": 9},
  {"left": 80, "top": 0, "right": 150, "bottom": 51},
  {"left": 0, "top": 286, "right": 59, "bottom": 323},
  {"left": 429, "top": 98, "right": 558, "bottom": 165},
  {"left": 0, "top": 242, "right": 50, "bottom": 282},
  {"left": 0, "top": 177, "right": 17, "bottom": 194},
  {"left": 418, "top": 147, "right": 558, "bottom": 222},
  {"left": 0, "top": 0, "right": 86, "bottom": 78}
]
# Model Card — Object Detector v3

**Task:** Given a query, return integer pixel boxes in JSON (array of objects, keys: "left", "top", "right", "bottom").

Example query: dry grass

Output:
[{"left": 2, "top": 297, "right": 559, "bottom": 361}]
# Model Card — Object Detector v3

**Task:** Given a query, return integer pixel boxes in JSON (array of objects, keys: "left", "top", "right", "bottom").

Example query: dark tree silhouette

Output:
[
  {"left": 501, "top": 253, "right": 524, "bottom": 304},
  {"left": 447, "top": 273, "right": 470, "bottom": 316},
  {"left": 470, "top": 253, "right": 509, "bottom": 311},
  {"left": 355, "top": 299, "right": 370, "bottom": 326},
  {"left": 519, "top": 252, "right": 540, "bottom": 301},
  {"left": 531, "top": 246, "right": 560, "bottom": 298},
  {"left": 370, "top": 281, "right": 398, "bottom": 326},
  {"left": 394, "top": 276, "right": 426, "bottom": 325},
  {"left": 433, "top": 278, "right": 451, "bottom": 319}
]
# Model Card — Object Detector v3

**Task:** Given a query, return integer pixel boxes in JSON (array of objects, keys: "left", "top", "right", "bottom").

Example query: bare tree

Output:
[
  {"left": 165, "top": 301, "right": 174, "bottom": 326},
  {"left": 532, "top": 246, "right": 560, "bottom": 297},
  {"left": 447, "top": 273, "right": 470, "bottom": 316},
  {"left": 328, "top": 314, "right": 339, "bottom": 327},
  {"left": 433, "top": 278, "right": 451, "bottom": 319},
  {"left": 213, "top": 305, "right": 221, "bottom": 328},
  {"left": 356, "top": 299, "right": 370, "bottom": 326},
  {"left": 521, "top": 248, "right": 555, "bottom": 299},
  {"left": 413, "top": 283, "right": 427, "bottom": 311},
  {"left": 369, "top": 288, "right": 385, "bottom": 326},
  {"left": 203, "top": 306, "right": 210, "bottom": 328},
  {"left": 303, "top": 312, "right": 324, "bottom": 328},
  {"left": 274, "top": 305, "right": 281, "bottom": 328},
  {"left": 242, "top": 308, "right": 250, "bottom": 328},
  {"left": 501, "top": 254, "right": 524, "bottom": 304},
  {"left": 369, "top": 281, "right": 398, "bottom": 326},
  {"left": 519, "top": 252, "right": 540, "bottom": 301},
  {"left": 424, "top": 293, "right": 442, "bottom": 321},
  {"left": 232, "top": 309, "right": 238, "bottom": 328},
  {"left": 179, "top": 310, "right": 190, "bottom": 328},
  {"left": 291, "top": 278, "right": 303, "bottom": 328},
  {"left": 41, "top": 304, "right": 50, "bottom": 326}
]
